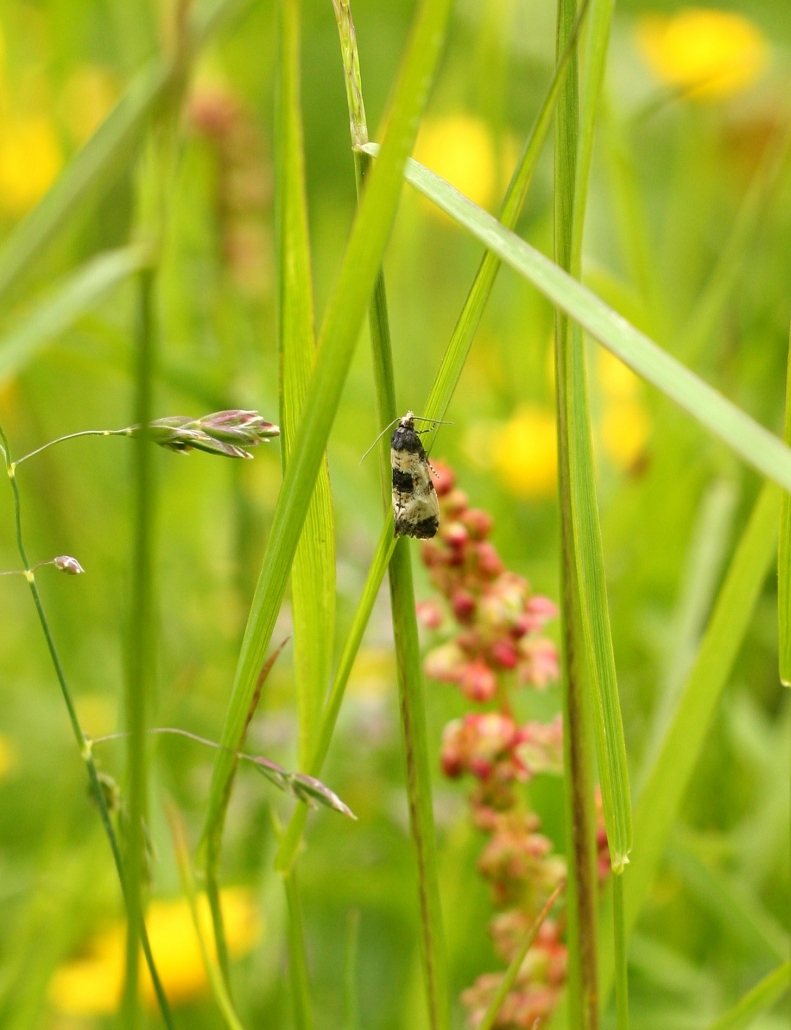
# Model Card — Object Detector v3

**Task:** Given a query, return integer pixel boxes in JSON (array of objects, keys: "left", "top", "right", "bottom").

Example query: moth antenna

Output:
[
  {"left": 412, "top": 416, "right": 455, "bottom": 426},
  {"left": 427, "top": 459, "right": 440, "bottom": 479},
  {"left": 359, "top": 417, "right": 400, "bottom": 464}
]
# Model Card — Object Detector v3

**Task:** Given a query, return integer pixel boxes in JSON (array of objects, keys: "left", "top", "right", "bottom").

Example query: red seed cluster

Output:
[{"left": 418, "top": 462, "right": 610, "bottom": 1030}]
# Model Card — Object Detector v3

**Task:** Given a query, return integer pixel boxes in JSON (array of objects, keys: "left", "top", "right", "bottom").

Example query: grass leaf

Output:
[
  {"left": 0, "top": 246, "right": 146, "bottom": 383},
  {"left": 202, "top": 0, "right": 454, "bottom": 901},
  {"left": 704, "top": 961, "right": 791, "bottom": 1030},
  {"left": 597, "top": 481, "right": 780, "bottom": 999},
  {"left": 364, "top": 146, "right": 791, "bottom": 491}
]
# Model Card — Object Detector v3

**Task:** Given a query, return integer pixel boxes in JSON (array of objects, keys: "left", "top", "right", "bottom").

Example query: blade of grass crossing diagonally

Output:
[
  {"left": 553, "top": 0, "right": 600, "bottom": 1026},
  {"left": 361, "top": 148, "right": 791, "bottom": 492},
  {"left": 272, "top": 0, "right": 333, "bottom": 1020},
  {"left": 778, "top": 322, "right": 791, "bottom": 686},
  {"left": 332, "top": 6, "right": 449, "bottom": 1026},
  {"left": 202, "top": 0, "right": 454, "bottom": 938},
  {"left": 0, "top": 246, "right": 147, "bottom": 383},
  {"left": 704, "top": 961, "right": 790, "bottom": 1030},
  {"left": 0, "top": 0, "right": 247, "bottom": 310},
  {"left": 596, "top": 482, "right": 781, "bottom": 1001}
]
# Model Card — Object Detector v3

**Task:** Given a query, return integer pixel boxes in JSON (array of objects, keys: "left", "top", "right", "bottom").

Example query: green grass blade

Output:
[
  {"left": 363, "top": 147, "right": 791, "bottom": 491},
  {"left": 704, "top": 961, "right": 791, "bottom": 1030},
  {"left": 202, "top": 0, "right": 453, "bottom": 887},
  {"left": 597, "top": 482, "right": 781, "bottom": 999},
  {"left": 476, "top": 883, "right": 564, "bottom": 1030},
  {"left": 167, "top": 806, "right": 247, "bottom": 1030},
  {"left": 422, "top": 0, "right": 588, "bottom": 433},
  {"left": 778, "top": 323, "right": 791, "bottom": 686},
  {"left": 284, "top": 869, "right": 316, "bottom": 1030},
  {"left": 552, "top": 0, "right": 600, "bottom": 1023},
  {"left": 0, "top": 0, "right": 245, "bottom": 309},
  {"left": 676, "top": 125, "right": 791, "bottom": 367},
  {"left": 275, "top": 0, "right": 335, "bottom": 771},
  {"left": 0, "top": 246, "right": 146, "bottom": 383}
]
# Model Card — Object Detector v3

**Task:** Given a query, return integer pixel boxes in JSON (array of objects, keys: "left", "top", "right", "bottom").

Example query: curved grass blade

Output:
[
  {"left": 363, "top": 146, "right": 791, "bottom": 491},
  {"left": 0, "top": 246, "right": 147, "bottom": 383},
  {"left": 596, "top": 482, "right": 780, "bottom": 1000},
  {"left": 202, "top": 0, "right": 454, "bottom": 922},
  {"left": 704, "top": 961, "right": 790, "bottom": 1030}
]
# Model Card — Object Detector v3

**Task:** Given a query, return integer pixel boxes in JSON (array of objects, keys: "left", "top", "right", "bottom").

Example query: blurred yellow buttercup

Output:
[
  {"left": 0, "top": 116, "right": 62, "bottom": 216},
  {"left": 491, "top": 405, "right": 557, "bottom": 499},
  {"left": 601, "top": 399, "right": 651, "bottom": 471},
  {"left": 0, "top": 734, "right": 16, "bottom": 779},
  {"left": 414, "top": 114, "right": 496, "bottom": 217},
  {"left": 61, "top": 65, "right": 118, "bottom": 144},
  {"left": 637, "top": 8, "right": 769, "bottom": 100},
  {"left": 48, "top": 887, "right": 261, "bottom": 1014}
]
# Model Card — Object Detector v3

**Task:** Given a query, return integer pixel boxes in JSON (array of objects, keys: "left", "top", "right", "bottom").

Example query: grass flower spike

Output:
[{"left": 142, "top": 410, "right": 280, "bottom": 458}]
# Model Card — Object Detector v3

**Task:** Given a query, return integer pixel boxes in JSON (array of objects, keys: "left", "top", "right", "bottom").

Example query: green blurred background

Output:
[{"left": 0, "top": 0, "right": 790, "bottom": 1026}]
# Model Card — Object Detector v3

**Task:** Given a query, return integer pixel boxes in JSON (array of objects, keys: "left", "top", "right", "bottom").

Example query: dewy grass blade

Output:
[
  {"left": 703, "top": 961, "right": 791, "bottom": 1030},
  {"left": 202, "top": 0, "right": 454, "bottom": 919},
  {"left": 778, "top": 322, "right": 791, "bottom": 686},
  {"left": 0, "top": 246, "right": 147, "bottom": 383},
  {"left": 361, "top": 146, "right": 791, "bottom": 492},
  {"left": 553, "top": 0, "right": 600, "bottom": 1026},
  {"left": 273, "top": 0, "right": 331, "bottom": 1021},
  {"left": 597, "top": 482, "right": 780, "bottom": 1000},
  {"left": 0, "top": 0, "right": 247, "bottom": 310}
]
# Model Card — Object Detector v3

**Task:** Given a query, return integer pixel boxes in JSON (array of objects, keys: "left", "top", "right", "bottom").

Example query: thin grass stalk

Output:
[
  {"left": 778, "top": 320, "right": 791, "bottom": 686},
  {"left": 0, "top": 428, "right": 175, "bottom": 1030},
  {"left": 553, "top": 0, "right": 600, "bottom": 1025},
  {"left": 122, "top": 260, "right": 156, "bottom": 1030},
  {"left": 273, "top": 0, "right": 333, "bottom": 1019},
  {"left": 476, "top": 882, "right": 565, "bottom": 1030},
  {"left": 612, "top": 873, "right": 628, "bottom": 1030},
  {"left": 274, "top": 0, "right": 591, "bottom": 879},
  {"left": 202, "top": 0, "right": 453, "bottom": 943},
  {"left": 284, "top": 869, "right": 316, "bottom": 1030},
  {"left": 333, "top": 5, "right": 448, "bottom": 1024},
  {"left": 167, "top": 805, "right": 247, "bottom": 1030}
]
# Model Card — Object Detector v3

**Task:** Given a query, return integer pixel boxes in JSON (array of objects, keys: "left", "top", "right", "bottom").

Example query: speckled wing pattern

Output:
[{"left": 390, "top": 414, "right": 439, "bottom": 539}]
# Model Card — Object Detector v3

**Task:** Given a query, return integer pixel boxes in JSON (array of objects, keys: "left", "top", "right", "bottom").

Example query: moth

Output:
[{"left": 391, "top": 411, "right": 440, "bottom": 539}]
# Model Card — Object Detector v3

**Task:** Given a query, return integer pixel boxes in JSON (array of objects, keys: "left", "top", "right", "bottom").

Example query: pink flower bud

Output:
[
  {"left": 443, "top": 521, "right": 469, "bottom": 549},
  {"left": 459, "top": 661, "right": 497, "bottom": 702},
  {"left": 53, "top": 555, "right": 85, "bottom": 575},
  {"left": 476, "top": 542, "right": 504, "bottom": 577},
  {"left": 462, "top": 508, "right": 493, "bottom": 540},
  {"left": 469, "top": 757, "right": 493, "bottom": 779},
  {"left": 451, "top": 589, "right": 476, "bottom": 623},
  {"left": 432, "top": 461, "right": 456, "bottom": 496},
  {"left": 425, "top": 641, "right": 465, "bottom": 683},
  {"left": 421, "top": 540, "right": 444, "bottom": 567},
  {"left": 442, "top": 488, "right": 469, "bottom": 516},
  {"left": 416, "top": 599, "right": 443, "bottom": 629},
  {"left": 521, "top": 594, "right": 559, "bottom": 632},
  {"left": 490, "top": 638, "right": 519, "bottom": 669},
  {"left": 518, "top": 637, "right": 560, "bottom": 688}
]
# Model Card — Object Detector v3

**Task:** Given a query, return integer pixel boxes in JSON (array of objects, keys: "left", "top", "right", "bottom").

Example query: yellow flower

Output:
[
  {"left": 597, "top": 349, "right": 641, "bottom": 401},
  {"left": 601, "top": 400, "right": 651, "bottom": 471},
  {"left": 0, "top": 734, "right": 16, "bottom": 779},
  {"left": 491, "top": 405, "right": 557, "bottom": 499},
  {"left": 48, "top": 887, "right": 261, "bottom": 1015},
  {"left": 414, "top": 114, "right": 496, "bottom": 217},
  {"left": 637, "top": 8, "right": 769, "bottom": 100},
  {"left": 0, "top": 116, "right": 62, "bottom": 216},
  {"left": 61, "top": 65, "right": 118, "bottom": 145}
]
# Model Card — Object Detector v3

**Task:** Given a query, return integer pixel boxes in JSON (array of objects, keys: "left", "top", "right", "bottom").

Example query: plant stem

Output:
[
  {"left": 553, "top": 0, "right": 600, "bottom": 1025},
  {"left": 122, "top": 261, "right": 156, "bottom": 1030},
  {"left": 284, "top": 868, "right": 316, "bottom": 1030},
  {"left": 0, "top": 425, "right": 174, "bottom": 1029}
]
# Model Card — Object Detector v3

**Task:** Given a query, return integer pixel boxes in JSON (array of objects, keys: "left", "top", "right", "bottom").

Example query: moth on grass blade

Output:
[{"left": 362, "top": 412, "right": 453, "bottom": 538}]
